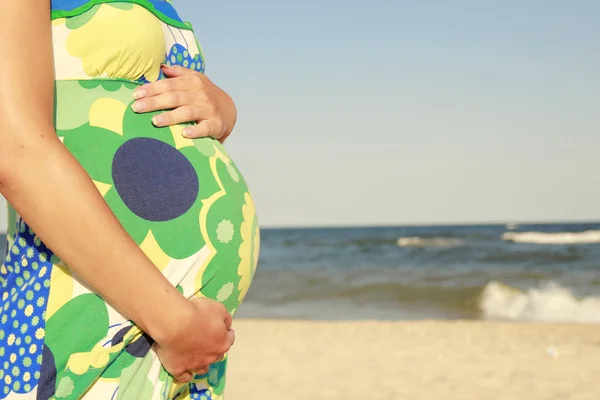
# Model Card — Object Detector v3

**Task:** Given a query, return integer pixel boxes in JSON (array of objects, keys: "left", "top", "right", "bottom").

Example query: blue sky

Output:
[{"left": 1, "top": 0, "right": 599, "bottom": 231}]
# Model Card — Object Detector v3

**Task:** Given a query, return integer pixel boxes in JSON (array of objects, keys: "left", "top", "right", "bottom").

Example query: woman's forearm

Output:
[
  {"left": 0, "top": 133, "right": 187, "bottom": 342},
  {"left": 0, "top": 0, "right": 189, "bottom": 347}
]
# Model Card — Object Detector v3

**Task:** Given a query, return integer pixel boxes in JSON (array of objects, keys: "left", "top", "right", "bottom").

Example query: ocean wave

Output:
[
  {"left": 477, "top": 249, "right": 584, "bottom": 263},
  {"left": 250, "top": 269, "right": 481, "bottom": 302},
  {"left": 502, "top": 230, "right": 600, "bottom": 244},
  {"left": 397, "top": 237, "right": 465, "bottom": 248},
  {"left": 280, "top": 237, "right": 400, "bottom": 248},
  {"left": 248, "top": 269, "right": 600, "bottom": 322},
  {"left": 479, "top": 281, "right": 600, "bottom": 323}
]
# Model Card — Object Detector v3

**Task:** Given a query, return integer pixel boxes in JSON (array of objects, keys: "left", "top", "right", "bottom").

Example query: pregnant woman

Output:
[{"left": 0, "top": 0, "right": 260, "bottom": 399}]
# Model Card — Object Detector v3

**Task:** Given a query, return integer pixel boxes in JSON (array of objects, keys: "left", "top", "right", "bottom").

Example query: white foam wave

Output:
[
  {"left": 479, "top": 281, "right": 600, "bottom": 323},
  {"left": 502, "top": 230, "right": 600, "bottom": 244},
  {"left": 396, "top": 237, "right": 464, "bottom": 248}
]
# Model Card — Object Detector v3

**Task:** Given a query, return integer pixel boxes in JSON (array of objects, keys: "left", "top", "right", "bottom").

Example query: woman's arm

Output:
[{"left": 0, "top": 1, "right": 233, "bottom": 382}]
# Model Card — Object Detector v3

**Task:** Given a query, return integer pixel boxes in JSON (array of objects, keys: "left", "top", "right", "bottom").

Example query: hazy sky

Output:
[{"left": 1, "top": 0, "right": 599, "bottom": 231}]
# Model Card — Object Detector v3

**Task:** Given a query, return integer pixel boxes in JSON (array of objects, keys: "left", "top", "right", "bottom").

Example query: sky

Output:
[{"left": 1, "top": 0, "right": 599, "bottom": 231}]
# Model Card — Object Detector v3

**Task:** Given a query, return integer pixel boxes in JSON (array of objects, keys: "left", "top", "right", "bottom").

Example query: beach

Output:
[
  {"left": 226, "top": 319, "right": 600, "bottom": 400},
  {"left": 3, "top": 224, "right": 600, "bottom": 398}
]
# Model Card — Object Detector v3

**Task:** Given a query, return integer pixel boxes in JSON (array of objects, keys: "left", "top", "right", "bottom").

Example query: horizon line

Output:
[
  {"left": 257, "top": 218, "right": 600, "bottom": 230},
  {"left": 1, "top": 218, "right": 599, "bottom": 235}
]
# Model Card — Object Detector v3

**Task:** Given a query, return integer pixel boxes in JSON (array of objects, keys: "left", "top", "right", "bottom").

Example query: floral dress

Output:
[{"left": 0, "top": 1, "right": 260, "bottom": 398}]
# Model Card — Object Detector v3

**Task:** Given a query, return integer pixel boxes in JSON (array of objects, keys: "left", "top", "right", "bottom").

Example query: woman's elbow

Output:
[{"left": 0, "top": 122, "right": 57, "bottom": 184}]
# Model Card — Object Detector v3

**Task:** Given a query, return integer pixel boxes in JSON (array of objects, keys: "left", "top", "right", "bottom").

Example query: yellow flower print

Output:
[
  {"left": 65, "top": 4, "right": 165, "bottom": 81},
  {"left": 67, "top": 350, "right": 111, "bottom": 375},
  {"left": 65, "top": 339, "right": 126, "bottom": 376},
  {"left": 24, "top": 305, "right": 33, "bottom": 317},
  {"left": 35, "top": 328, "right": 45, "bottom": 340},
  {"left": 237, "top": 193, "right": 260, "bottom": 303}
]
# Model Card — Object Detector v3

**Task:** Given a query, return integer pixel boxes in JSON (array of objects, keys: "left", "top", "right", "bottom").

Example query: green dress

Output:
[{"left": 0, "top": 1, "right": 260, "bottom": 398}]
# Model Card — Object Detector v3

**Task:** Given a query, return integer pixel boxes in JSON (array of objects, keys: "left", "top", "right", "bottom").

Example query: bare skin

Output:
[
  {"left": 0, "top": 0, "right": 233, "bottom": 384},
  {"left": 132, "top": 64, "right": 238, "bottom": 143}
]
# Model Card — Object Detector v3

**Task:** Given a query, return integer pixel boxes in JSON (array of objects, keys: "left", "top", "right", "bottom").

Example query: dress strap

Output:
[{"left": 50, "top": 0, "right": 193, "bottom": 30}]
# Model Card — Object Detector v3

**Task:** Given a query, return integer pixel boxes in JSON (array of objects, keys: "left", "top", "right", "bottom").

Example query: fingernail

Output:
[
  {"left": 152, "top": 114, "right": 164, "bottom": 126},
  {"left": 131, "top": 101, "right": 146, "bottom": 112},
  {"left": 133, "top": 89, "right": 147, "bottom": 99},
  {"left": 182, "top": 128, "right": 190, "bottom": 138}
]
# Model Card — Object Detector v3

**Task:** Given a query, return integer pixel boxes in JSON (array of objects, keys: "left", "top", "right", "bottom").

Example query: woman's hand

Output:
[
  {"left": 132, "top": 65, "right": 237, "bottom": 143},
  {"left": 153, "top": 297, "right": 235, "bottom": 383}
]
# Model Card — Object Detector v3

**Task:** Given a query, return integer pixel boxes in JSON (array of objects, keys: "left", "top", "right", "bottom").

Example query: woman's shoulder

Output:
[{"left": 51, "top": 0, "right": 191, "bottom": 30}]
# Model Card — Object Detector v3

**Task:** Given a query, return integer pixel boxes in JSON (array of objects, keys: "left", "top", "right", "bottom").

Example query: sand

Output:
[{"left": 225, "top": 320, "right": 600, "bottom": 400}]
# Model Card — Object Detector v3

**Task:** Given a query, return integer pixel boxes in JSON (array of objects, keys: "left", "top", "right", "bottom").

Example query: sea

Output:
[{"left": 3, "top": 222, "right": 600, "bottom": 323}]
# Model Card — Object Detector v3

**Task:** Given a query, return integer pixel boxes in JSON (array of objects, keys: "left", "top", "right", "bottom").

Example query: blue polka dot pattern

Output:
[
  {"left": 112, "top": 138, "right": 200, "bottom": 222},
  {"left": 137, "top": 44, "right": 205, "bottom": 85},
  {"left": 0, "top": 219, "right": 53, "bottom": 398},
  {"left": 165, "top": 44, "right": 205, "bottom": 73},
  {"left": 190, "top": 384, "right": 213, "bottom": 400}
]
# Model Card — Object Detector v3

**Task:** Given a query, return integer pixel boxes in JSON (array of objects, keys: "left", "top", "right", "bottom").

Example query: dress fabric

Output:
[{"left": 0, "top": 1, "right": 260, "bottom": 398}]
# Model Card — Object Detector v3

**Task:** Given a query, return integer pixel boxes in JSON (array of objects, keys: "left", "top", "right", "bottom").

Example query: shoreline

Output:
[{"left": 226, "top": 319, "right": 600, "bottom": 400}]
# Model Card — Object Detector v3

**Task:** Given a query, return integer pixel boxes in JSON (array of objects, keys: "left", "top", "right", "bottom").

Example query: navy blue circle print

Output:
[{"left": 112, "top": 138, "right": 199, "bottom": 222}]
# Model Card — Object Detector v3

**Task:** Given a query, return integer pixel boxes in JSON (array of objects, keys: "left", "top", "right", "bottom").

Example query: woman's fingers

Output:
[
  {"left": 179, "top": 120, "right": 223, "bottom": 139},
  {"left": 175, "top": 371, "right": 194, "bottom": 384},
  {"left": 133, "top": 70, "right": 203, "bottom": 99},
  {"left": 224, "top": 311, "right": 233, "bottom": 330},
  {"left": 191, "top": 367, "right": 210, "bottom": 376},
  {"left": 131, "top": 87, "right": 225, "bottom": 138},
  {"left": 153, "top": 298, "right": 235, "bottom": 386},
  {"left": 130, "top": 67, "right": 234, "bottom": 142},
  {"left": 151, "top": 106, "right": 204, "bottom": 127},
  {"left": 228, "top": 328, "right": 235, "bottom": 346},
  {"left": 148, "top": 106, "right": 223, "bottom": 139},
  {"left": 161, "top": 355, "right": 213, "bottom": 383},
  {"left": 131, "top": 91, "right": 190, "bottom": 114},
  {"left": 162, "top": 64, "right": 194, "bottom": 78}
]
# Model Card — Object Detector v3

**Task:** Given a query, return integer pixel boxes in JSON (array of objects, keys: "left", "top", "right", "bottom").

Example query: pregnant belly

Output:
[{"left": 54, "top": 79, "right": 260, "bottom": 313}]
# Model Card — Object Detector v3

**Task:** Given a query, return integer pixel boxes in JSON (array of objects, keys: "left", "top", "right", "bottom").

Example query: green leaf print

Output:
[
  {"left": 54, "top": 80, "right": 137, "bottom": 131},
  {"left": 60, "top": 124, "right": 122, "bottom": 184},
  {"left": 55, "top": 376, "right": 75, "bottom": 398},
  {"left": 207, "top": 359, "right": 227, "bottom": 396},
  {"left": 44, "top": 294, "right": 109, "bottom": 371},
  {"left": 200, "top": 159, "right": 249, "bottom": 312},
  {"left": 64, "top": 5, "right": 100, "bottom": 30},
  {"left": 101, "top": 351, "right": 137, "bottom": 380},
  {"left": 116, "top": 356, "right": 154, "bottom": 400}
]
